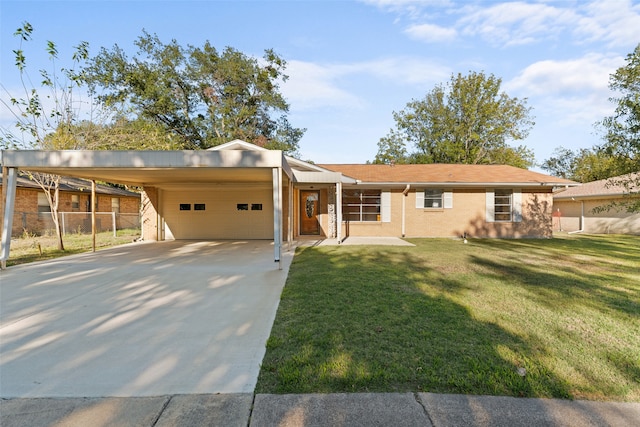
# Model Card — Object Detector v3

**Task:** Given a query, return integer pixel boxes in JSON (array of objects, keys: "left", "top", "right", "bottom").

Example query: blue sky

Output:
[{"left": 1, "top": 0, "right": 639, "bottom": 169}]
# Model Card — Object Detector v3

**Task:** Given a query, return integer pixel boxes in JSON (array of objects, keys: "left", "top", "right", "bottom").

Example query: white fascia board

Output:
[
  {"left": 281, "top": 155, "right": 294, "bottom": 180},
  {"left": 207, "top": 139, "right": 268, "bottom": 151},
  {"left": 554, "top": 193, "right": 628, "bottom": 201},
  {"left": 292, "top": 170, "right": 353, "bottom": 184},
  {"left": 0, "top": 150, "right": 283, "bottom": 169},
  {"left": 344, "top": 181, "right": 569, "bottom": 188},
  {"left": 285, "top": 156, "right": 333, "bottom": 173}
]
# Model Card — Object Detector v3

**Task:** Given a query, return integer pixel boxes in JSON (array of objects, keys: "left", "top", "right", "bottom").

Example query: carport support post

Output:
[
  {"left": 1, "top": 167, "right": 18, "bottom": 269},
  {"left": 91, "top": 180, "right": 96, "bottom": 252},
  {"left": 336, "top": 181, "right": 342, "bottom": 242},
  {"left": 273, "top": 167, "right": 282, "bottom": 269}
]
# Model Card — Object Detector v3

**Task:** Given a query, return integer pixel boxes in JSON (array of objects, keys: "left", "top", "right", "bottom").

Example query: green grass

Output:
[
  {"left": 256, "top": 234, "right": 640, "bottom": 401},
  {"left": 5, "top": 229, "right": 141, "bottom": 267}
]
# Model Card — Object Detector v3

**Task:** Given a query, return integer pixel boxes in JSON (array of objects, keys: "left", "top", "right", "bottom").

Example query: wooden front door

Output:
[{"left": 300, "top": 190, "right": 320, "bottom": 235}]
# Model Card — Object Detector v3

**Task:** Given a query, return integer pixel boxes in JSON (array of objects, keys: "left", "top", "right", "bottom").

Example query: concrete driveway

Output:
[{"left": 0, "top": 240, "right": 294, "bottom": 398}]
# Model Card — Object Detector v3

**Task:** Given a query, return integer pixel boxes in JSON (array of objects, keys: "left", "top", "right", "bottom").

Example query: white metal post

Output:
[
  {"left": 272, "top": 167, "right": 282, "bottom": 269},
  {"left": 1, "top": 167, "right": 18, "bottom": 269}
]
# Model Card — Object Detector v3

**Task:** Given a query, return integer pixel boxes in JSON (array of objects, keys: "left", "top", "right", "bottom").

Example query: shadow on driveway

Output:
[{"left": 0, "top": 240, "right": 293, "bottom": 397}]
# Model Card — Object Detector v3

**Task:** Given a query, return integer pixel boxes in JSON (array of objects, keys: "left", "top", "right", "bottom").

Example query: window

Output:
[
  {"left": 494, "top": 190, "right": 512, "bottom": 222},
  {"left": 424, "top": 189, "right": 443, "bottom": 208},
  {"left": 37, "top": 193, "right": 50, "bottom": 213},
  {"left": 180, "top": 204, "right": 191, "bottom": 211},
  {"left": 251, "top": 203, "right": 263, "bottom": 211},
  {"left": 194, "top": 204, "right": 206, "bottom": 211},
  {"left": 342, "top": 189, "right": 381, "bottom": 222},
  {"left": 237, "top": 203, "right": 248, "bottom": 211},
  {"left": 111, "top": 197, "right": 120, "bottom": 213},
  {"left": 416, "top": 190, "right": 453, "bottom": 209},
  {"left": 71, "top": 194, "right": 80, "bottom": 209}
]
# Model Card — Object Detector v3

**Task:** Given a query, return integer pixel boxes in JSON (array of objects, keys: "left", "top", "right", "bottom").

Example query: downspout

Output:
[
  {"left": 401, "top": 184, "right": 410, "bottom": 237},
  {"left": 336, "top": 181, "right": 343, "bottom": 243},
  {"left": 568, "top": 199, "right": 585, "bottom": 234}
]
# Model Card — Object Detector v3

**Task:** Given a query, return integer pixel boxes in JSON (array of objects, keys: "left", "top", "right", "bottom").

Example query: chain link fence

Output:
[{"left": 13, "top": 212, "right": 141, "bottom": 237}]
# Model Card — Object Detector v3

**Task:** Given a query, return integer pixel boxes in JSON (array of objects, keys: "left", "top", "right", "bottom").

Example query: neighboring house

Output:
[
  {"left": 0, "top": 172, "right": 140, "bottom": 237},
  {"left": 1, "top": 140, "right": 576, "bottom": 264},
  {"left": 553, "top": 173, "right": 640, "bottom": 235}
]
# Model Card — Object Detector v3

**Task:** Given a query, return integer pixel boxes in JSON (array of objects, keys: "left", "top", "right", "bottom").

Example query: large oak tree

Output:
[
  {"left": 83, "top": 31, "right": 304, "bottom": 154},
  {"left": 374, "top": 71, "right": 535, "bottom": 168}
]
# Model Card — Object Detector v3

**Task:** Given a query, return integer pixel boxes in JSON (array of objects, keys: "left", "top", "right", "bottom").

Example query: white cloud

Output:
[
  {"left": 375, "top": 0, "right": 640, "bottom": 49},
  {"left": 507, "top": 53, "right": 622, "bottom": 96},
  {"left": 404, "top": 23, "right": 457, "bottom": 43},
  {"left": 574, "top": 0, "right": 640, "bottom": 48},
  {"left": 281, "top": 61, "right": 365, "bottom": 111},
  {"left": 282, "top": 57, "right": 450, "bottom": 112},
  {"left": 457, "top": 1, "right": 578, "bottom": 47},
  {"left": 506, "top": 53, "right": 625, "bottom": 125}
]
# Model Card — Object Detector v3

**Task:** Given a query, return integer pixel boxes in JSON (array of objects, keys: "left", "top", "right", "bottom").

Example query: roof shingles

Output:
[{"left": 318, "top": 164, "right": 576, "bottom": 186}]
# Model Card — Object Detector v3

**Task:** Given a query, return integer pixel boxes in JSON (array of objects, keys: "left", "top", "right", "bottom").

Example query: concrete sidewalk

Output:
[{"left": 2, "top": 392, "right": 638, "bottom": 427}]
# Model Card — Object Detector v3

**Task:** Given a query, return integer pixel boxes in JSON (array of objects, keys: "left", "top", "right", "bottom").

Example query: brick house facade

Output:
[{"left": 1, "top": 172, "right": 140, "bottom": 237}]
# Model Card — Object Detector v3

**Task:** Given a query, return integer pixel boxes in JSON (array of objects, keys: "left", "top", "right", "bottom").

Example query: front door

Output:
[{"left": 300, "top": 190, "right": 320, "bottom": 235}]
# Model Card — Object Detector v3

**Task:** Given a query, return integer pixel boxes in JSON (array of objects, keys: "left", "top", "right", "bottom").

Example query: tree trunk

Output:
[{"left": 50, "top": 184, "right": 65, "bottom": 251}]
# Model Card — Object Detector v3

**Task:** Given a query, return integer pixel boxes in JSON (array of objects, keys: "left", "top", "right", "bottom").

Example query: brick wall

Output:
[
  {"left": 1, "top": 186, "right": 140, "bottom": 237},
  {"left": 342, "top": 188, "right": 554, "bottom": 239}
]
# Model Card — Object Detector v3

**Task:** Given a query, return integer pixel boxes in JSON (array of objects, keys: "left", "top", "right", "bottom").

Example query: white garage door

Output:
[{"left": 162, "top": 186, "right": 274, "bottom": 239}]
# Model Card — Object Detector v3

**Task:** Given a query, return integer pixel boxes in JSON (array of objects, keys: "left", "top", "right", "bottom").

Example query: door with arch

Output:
[{"left": 300, "top": 190, "right": 320, "bottom": 235}]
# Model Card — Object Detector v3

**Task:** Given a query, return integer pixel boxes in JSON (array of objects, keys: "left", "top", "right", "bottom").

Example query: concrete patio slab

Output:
[
  {"left": 0, "top": 240, "right": 293, "bottom": 398},
  {"left": 297, "top": 236, "right": 415, "bottom": 247}
]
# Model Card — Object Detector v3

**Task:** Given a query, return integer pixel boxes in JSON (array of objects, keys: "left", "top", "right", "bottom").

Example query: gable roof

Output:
[
  {"left": 318, "top": 164, "right": 577, "bottom": 187},
  {"left": 554, "top": 173, "right": 639, "bottom": 200}
]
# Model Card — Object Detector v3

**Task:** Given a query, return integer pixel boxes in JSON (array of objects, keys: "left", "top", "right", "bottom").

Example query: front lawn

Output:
[{"left": 256, "top": 234, "right": 640, "bottom": 401}]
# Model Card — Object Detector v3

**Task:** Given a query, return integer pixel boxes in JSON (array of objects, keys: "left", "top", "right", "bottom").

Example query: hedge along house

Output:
[
  {"left": 552, "top": 173, "right": 640, "bottom": 235},
  {"left": 1, "top": 140, "right": 576, "bottom": 267}
]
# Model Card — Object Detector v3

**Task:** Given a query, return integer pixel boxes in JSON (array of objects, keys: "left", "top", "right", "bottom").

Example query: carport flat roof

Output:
[{"left": 0, "top": 149, "right": 288, "bottom": 186}]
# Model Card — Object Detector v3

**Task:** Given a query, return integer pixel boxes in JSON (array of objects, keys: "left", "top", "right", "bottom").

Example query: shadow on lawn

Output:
[
  {"left": 471, "top": 236, "right": 640, "bottom": 316},
  {"left": 257, "top": 246, "right": 573, "bottom": 398}
]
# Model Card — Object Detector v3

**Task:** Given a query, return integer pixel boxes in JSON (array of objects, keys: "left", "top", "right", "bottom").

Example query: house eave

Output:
[
  {"left": 342, "top": 181, "right": 569, "bottom": 188},
  {"left": 554, "top": 193, "right": 629, "bottom": 201}
]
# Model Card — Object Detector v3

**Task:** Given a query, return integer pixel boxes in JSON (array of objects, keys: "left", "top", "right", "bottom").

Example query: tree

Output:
[
  {"left": 597, "top": 43, "right": 640, "bottom": 212},
  {"left": 82, "top": 31, "right": 305, "bottom": 154},
  {"left": 540, "top": 146, "right": 628, "bottom": 183},
  {"left": 374, "top": 71, "right": 535, "bottom": 168},
  {"left": 1, "top": 23, "right": 91, "bottom": 250}
]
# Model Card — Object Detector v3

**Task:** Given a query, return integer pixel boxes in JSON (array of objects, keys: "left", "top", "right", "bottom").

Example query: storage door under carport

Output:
[{"left": 162, "top": 187, "right": 274, "bottom": 239}]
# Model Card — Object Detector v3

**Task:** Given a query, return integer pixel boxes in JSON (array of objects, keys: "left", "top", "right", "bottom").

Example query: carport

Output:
[
  {"left": 0, "top": 239, "right": 293, "bottom": 397},
  {"left": 1, "top": 140, "right": 300, "bottom": 269}
]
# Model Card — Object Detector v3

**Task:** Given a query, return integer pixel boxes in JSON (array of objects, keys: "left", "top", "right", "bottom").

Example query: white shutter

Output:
[
  {"left": 486, "top": 190, "right": 495, "bottom": 222},
  {"left": 444, "top": 191, "right": 453, "bottom": 209},
  {"left": 381, "top": 191, "right": 391, "bottom": 223},
  {"left": 513, "top": 189, "right": 522, "bottom": 222},
  {"left": 415, "top": 190, "right": 424, "bottom": 208}
]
